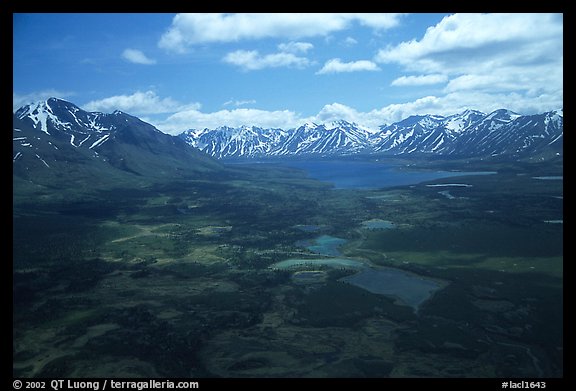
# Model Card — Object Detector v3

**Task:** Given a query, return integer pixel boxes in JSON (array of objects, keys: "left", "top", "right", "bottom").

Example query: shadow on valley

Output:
[{"left": 13, "top": 158, "right": 563, "bottom": 378}]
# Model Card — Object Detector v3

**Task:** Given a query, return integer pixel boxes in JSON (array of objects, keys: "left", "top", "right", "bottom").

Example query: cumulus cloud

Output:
[
  {"left": 310, "top": 91, "right": 563, "bottom": 129},
  {"left": 82, "top": 85, "right": 562, "bottom": 136},
  {"left": 223, "top": 39, "right": 316, "bottom": 71},
  {"left": 153, "top": 88, "right": 563, "bottom": 135},
  {"left": 159, "top": 13, "right": 404, "bottom": 52},
  {"left": 223, "top": 50, "right": 311, "bottom": 71},
  {"left": 155, "top": 107, "right": 302, "bottom": 134},
  {"left": 310, "top": 103, "right": 375, "bottom": 127},
  {"left": 277, "top": 41, "right": 314, "bottom": 54},
  {"left": 121, "top": 49, "right": 156, "bottom": 65},
  {"left": 387, "top": 91, "right": 562, "bottom": 121},
  {"left": 391, "top": 74, "right": 448, "bottom": 86},
  {"left": 13, "top": 90, "right": 76, "bottom": 112},
  {"left": 304, "top": 101, "right": 438, "bottom": 129},
  {"left": 223, "top": 99, "right": 257, "bottom": 107},
  {"left": 83, "top": 91, "right": 196, "bottom": 115},
  {"left": 317, "top": 58, "right": 380, "bottom": 74},
  {"left": 343, "top": 36, "right": 358, "bottom": 46},
  {"left": 374, "top": 13, "right": 562, "bottom": 120},
  {"left": 375, "top": 13, "right": 562, "bottom": 94},
  {"left": 151, "top": 102, "right": 385, "bottom": 134},
  {"left": 376, "top": 14, "right": 561, "bottom": 70}
]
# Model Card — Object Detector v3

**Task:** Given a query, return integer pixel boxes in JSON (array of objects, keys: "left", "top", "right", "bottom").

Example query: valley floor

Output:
[{"left": 13, "top": 158, "right": 563, "bottom": 378}]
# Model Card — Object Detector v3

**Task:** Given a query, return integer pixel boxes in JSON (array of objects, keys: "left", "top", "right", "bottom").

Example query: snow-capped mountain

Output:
[
  {"left": 13, "top": 98, "right": 220, "bottom": 182},
  {"left": 449, "top": 110, "right": 563, "bottom": 156},
  {"left": 180, "top": 120, "right": 376, "bottom": 158},
  {"left": 275, "top": 120, "right": 374, "bottom": 156},
  {"left": 179, "top": 109, "right": 563, "bottom": 159},
  {"left": 13, "top": 98, "right": 562, "bottom": 182},
  {"left": 374, "top": 114, "right": 449, "bottom": 154},
  {"left": 443, "top": 109, "right": 487, "bottom": 135},
  {"left": 180, "top": 125, "right": 288, "bottom": 159}
]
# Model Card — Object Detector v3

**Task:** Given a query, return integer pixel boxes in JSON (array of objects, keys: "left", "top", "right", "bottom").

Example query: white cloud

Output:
[
  {"left": 443, "top": 67, "right": 562, "bottom": 96},
  {"left": 305, "top": 101, "right": 436, "bottom": 129},
  {"left": 223, "top": 99, "right": 257, "bottom": 107},
  {"left": 277, "top": 41, "right": 314, "bottom": 54},
  {"left": 306, "top": 91, "right": 562, "bottom": 130},
  {"left": 13, "top": 90, "right": 75, "bottom": 112},
  {"left": 83, "top": 91, "right": 196, "bottom": 115},
  {"left": 153, "top": 88, "right": 563, "bottom": 135},
  {"left": 151, "top": 102, "right": 384, "bottom": 134},
  {"left": 223, "top": 40, "right": 315, "bottom": 71},
  {"left": 223, "top": 50, "right": 311, "bottom": 71},
  {"left": 155, "top": 107, "right": 302, "bottom": 134},
  {"left": 303, "top": 101, "right": 444, "bottom": 129},
  {"left": 159, "top": 13, "right": 404, "bottom": 52},
  {"left": 121, "top": 49, "right": 156, "bottom": 65},
  {"left": 374, "top": 13, "right": 562, "bottom": 119},
  {"left": 343, "top": 36, "right": 358, "bottom": 46},
  {"left": 349, "top": 13, "right": 405, "bottom": 30},
  {"left": 374, "top": 13, "right": 563, "bottom": 90},
  {"left": 391, "top": 74, "right": 448, "bottom": 86},
  {"left": 310, "top": 103, "right": 374, "bottom": 127},
  {"left": 375, "top": 13, "right": 562, "bottom": 71},
  {"left": 380, "top": 92, "right": 561, "bottom": 124},
  {"left": 317, "top": 58, "right": 380, "bottom": 74},
  {"left": 81, "top": 85, "right": 562, "bottom": 137}
]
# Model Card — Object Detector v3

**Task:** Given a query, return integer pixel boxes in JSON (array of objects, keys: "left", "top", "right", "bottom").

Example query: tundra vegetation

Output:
[{"left": 13, "top": 157, "right": 562, "bottom": 378}]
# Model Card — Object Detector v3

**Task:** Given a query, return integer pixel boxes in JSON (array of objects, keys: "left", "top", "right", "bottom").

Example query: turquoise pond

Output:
[
  {"left": 296, "top": 235, "right": 348, "bottom": 257},
  {"left": 271, "top": 234, "right": 446, "bottom": 312}
]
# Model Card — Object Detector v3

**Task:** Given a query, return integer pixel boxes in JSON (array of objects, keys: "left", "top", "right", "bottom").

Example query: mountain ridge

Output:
[
  {"left": 179, "top": 108, "right": 563, "bottom": 159},
  {"left": 13, "top": 98, "right": 563, "bottom": 167},
  {"left": 13, "top": 98, "right": 222, "bottom": 188}
]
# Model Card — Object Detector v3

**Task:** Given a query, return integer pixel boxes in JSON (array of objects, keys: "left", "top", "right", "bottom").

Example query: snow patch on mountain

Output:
[
  {"left": 13, "top": 98, "right": 562, "bottom": 164},
  {"left": 179, "top": 108, "right": 562, "bottom": 159}
]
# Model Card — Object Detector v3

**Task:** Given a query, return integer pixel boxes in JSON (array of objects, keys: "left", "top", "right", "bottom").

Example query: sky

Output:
[{"left": 13, "top": 13, "right": 563, "bottom": 135}]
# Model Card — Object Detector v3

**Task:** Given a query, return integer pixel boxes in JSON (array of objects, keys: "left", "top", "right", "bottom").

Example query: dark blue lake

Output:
[{"left": 278, "top": 160, "right": 495, "bottom": 190}]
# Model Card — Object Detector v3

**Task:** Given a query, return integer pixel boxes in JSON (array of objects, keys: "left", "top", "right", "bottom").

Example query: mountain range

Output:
[
  {"left": 180, "top": 109, "right": 563, "bottom": 159},
  {"left": 13, "top": 98, "right": 563, "bottom": 188}
]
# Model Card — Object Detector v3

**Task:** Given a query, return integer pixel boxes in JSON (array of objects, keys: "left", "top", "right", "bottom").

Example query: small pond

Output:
[
  {"left": 270, "top": 253, "right": 446, "bottom": 312},
  {"left": 296, "top": 235, "right": 347, "bottom": 257},
  {"left": 339, "top": 267, "right": 444, "bottom": 310}
]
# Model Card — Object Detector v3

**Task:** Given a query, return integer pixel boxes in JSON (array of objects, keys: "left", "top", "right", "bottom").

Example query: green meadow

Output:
[{"left": 13, "top": 158, "right": 562, "bottom": 378}]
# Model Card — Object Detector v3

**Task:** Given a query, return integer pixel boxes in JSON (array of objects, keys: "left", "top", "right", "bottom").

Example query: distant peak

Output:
[
  {"left": 326, "top": 119, "right": 363, "bottom": 130},
  {"left": 47, "top": 97, "right": 64, "bottom": 104},
  {"left": 459, "top": 109, "right": 485, "bottom": 116},
  {"left": 492, "top": 108, "right": 520, "bottom": 116},
  {"left": 484, "top": 109, "right": 521, "bottom": 121},
  {"left": 301, "top": 122, "right": 319, "bottom": 130},
  {"left": 16, "top": 97, "right": 76, "bottom": 114},
  {"left": 330, "top": 119, "right": 353, "bottom": 126}
]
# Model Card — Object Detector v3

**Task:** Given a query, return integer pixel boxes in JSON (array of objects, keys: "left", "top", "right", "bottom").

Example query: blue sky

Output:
[{"left": 13, "top": 13, "right": 563, "bottom": 135}]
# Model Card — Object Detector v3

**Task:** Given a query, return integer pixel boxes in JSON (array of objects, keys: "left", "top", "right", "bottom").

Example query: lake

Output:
[
  {"left": 278, "top": 159, "right": 495, "bottom": 189},
  {"left": 296, "top": 235, "right": 347, "bottom": 256},
  {"left": 270, "top": 257, "right": 445, "bottom": 311},
  {"left": 340, "top": 267, "right": 444, "bottom": 310},
  {"left": 272, "top": 233, "right": 446, "bottom": 311}
]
